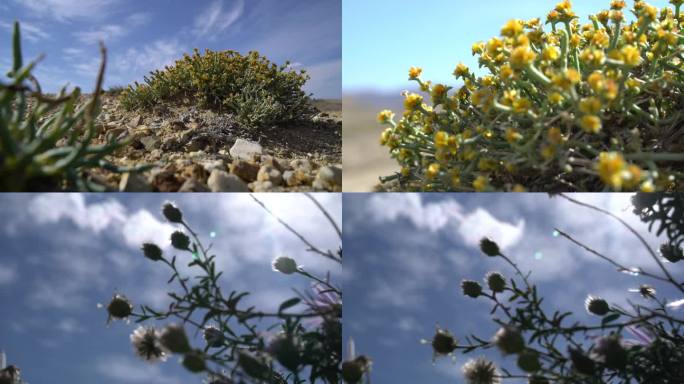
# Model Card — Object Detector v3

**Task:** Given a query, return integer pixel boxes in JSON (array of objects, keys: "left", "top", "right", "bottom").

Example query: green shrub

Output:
[
  {"left": 378, "top": 0, "right": 684, "bottom": 192},
  {"left": 0, "top": 22, "right": 146, "bottom": 191},
  {"left": 119, "top": 49, "right": 315, "bottom": 127}
]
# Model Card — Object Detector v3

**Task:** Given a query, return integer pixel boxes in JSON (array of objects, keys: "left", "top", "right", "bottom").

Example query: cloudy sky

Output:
[
  {"left": 343, "top": 0, "right": 670, "bottom": 92},
  {"left": 343, "top": 193, "right": 684, "bottom": 383},
  {"left": 1, "top": 0, "right": 341, "bottom": 98},
  {"left": 0, "top": 193, "right": 341, "bottom": 384}
]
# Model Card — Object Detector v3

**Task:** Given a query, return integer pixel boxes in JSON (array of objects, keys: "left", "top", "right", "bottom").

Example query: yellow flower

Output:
[
  {"left": 623, "top": 165, "right": 643, "bottom": 189},
  {"left": 513, "top": 98, "right": 532, "bottom": 114},
  {"left": 499, "top": 64, "right": 514, "bottom": 80},
  {"left": 426, "top": 163, "right": 441, "bottom": 179},
  {"left": 509, "top": 46, "right": 537, "bottom": 69},
  {"left": 640, "top": 180, "right": 655, "bottom": 192},
  {"left": 541, "top": 145, "right": 556, "bottom": 160},
  {"left": 473, "top": 175, "right": 490, "bottom": 191},
  {"left": 512, "top": 184, "right": 527, "bottom": 192},
  {"left": 454, "top": 63, "right": 469, "bottom": 78},
  {"left": 549, "top": 92, "right": 564, "bottom": 105},
  {"left": 380, "top": 128, "right": 392, "bottom": 145},
  {"left": 587, "top": 71, "right": 605, "bottom": 92},
  {"left": 580, "top": 114, "right": 602, "bottom": 133},
  {"left": 610, "top": 0, "right": 626, "bottom": 10},
  {"left": 542, "top": 46, "right": 560, "bottom": 61},
  {"left": 597, "top": 152, "right": 627, "bottom": 189},
  {"left": 449, "top": 170, "right": 461, "bottom": 187},
  {"left": 547, "top": 127, "right": 563, "bottom": 144},
  {"left": 404, "top": 93, "right": 423, "bottom": 110},
  {"left": 401, "top": 167, "right": 411, "bottom": 177},
  {"left": 377, "top": 109, "right": 395, "bottom": 124},
  {"left": 552, "top": 69, "right": 581, "bottom": 90},
  {"left": 472, "top": 42, "right": 485, "bottom": 55},
  {"left": 580, "top": 48, "right": 606, "bottom": 66},
  {"left": 431, "top": 84, "right": 448, "bottom": 100},
  {"left": 501, "top": 19, "right": 524, "bottom": 37},
  {"left": 579, "top": 97, "right": 602, "bottom": 114},
  {"left": 621, "top": 45, "right": 642, "bottom": 66},
  {"left": 505, "top": 127, "right": 523, "bottom": 144},
  {"left": 434, "top": 131, "right": 449, "bottom": 149},
  {"left": 591, "top": 29, "right": 610, "bottom": 47},
  {"left": 408, "top": 66, "right": 422, "bottom": 79}
]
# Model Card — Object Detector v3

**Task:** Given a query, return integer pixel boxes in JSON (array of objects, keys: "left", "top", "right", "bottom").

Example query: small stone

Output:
[
  {"left": 313, "top": 165, "right": 342, "bottom": 191},
  {"left": 202, "top": 160, "right": 226, "bottom": 173},
  {"left": 128, "top": 115, "right": 143, "bottom": 128},
  {"left": 250, "top": 180, "right": 274, "bottom": 192},
  {"left": 257, "top": 165, "right": 283, "bottom": 186},
  {"left": 260, "top": 156, "right": 284, "bottom": 172},
  {"left": 283, "top": 170, "right": 297, "bottom": 187},
  {"left": 207, "top": 170, "right": 250, "bottom": 192},
  {"left": 290, "top": 159, "right": 313, "bottom": 173},
  {"left": 152, "top": 170, "right": 184, "bottom": 192},
  {"left": 119, "top": 172, "right": 153, "bottom": 192},
  {"left": 230, "top": 159, "right": 260, "bottom": 182},
  {"left": 229, "top": 139, "right": 263, "bottom": 161},
  {"left": 105, "top": 127, "right": 128, "bottom": 142},
  {"left": 170, "top": 120, "right": 186, "bottom": 130},
  {"left": 178, "top": 178, "right": 211, "bottom": 192},
  {"left": 139, "top": 135, "right": 159, "bottom": 151}
]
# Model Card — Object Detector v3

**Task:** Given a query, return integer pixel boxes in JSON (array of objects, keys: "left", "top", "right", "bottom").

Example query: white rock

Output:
[
  {"left": 207, "top": 170, "right": 250, "bottom": 192},
  {"left": 229, "top": 139, "right": 263, "bottom": 161}
]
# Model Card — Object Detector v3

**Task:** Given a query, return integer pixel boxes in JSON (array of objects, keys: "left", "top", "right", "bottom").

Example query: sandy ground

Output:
[{"left": 342, "top": 93, "right": 401, "bottom": 192}]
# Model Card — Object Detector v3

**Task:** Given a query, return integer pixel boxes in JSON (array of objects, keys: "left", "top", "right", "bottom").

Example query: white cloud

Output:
[
  {"left": 121, "top": 210, "right": 176, "bottom": 249},
  {"left": 115, "top": 39, "right": 186, "bottom": 74},
  {"left": 0, "top": 21, "right": 49, "bottom": 42},
  {"left": 193, "top": 0, "right": 244, "bottom": 38},
  {"left": 56, "top": 317, "right": 84, "bottom": 333},
  {"left": 28, "top": 194, "right": 127, "bottom": 233},
  {"left": 74, "top": 24, "right": 126, "bottom": 44},
  {"left": 302, "top": 59, "right": 342, "bottom": 97},
  {"left": 456, "top": 208, "right": 525, "bottom": 250},
  {"left": 15, "top": 0, "right": 120, "bottom": 21},
  {"left": 95, "top": 355, "right": 182, "bottom": 384},
  {"left": 0, "top": 265, "right": 17, "bottom": 285}
]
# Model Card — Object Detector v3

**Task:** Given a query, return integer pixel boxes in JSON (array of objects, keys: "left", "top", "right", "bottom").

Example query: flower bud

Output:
[
  {"left": 141, "top": 243, "right": 163, "bottom": 261},
  {"left": 431, "top": 328, "right": 457, "bottom": 356},
  {"left": 493, "top": 326, "right": 525, "bottom": 354},
  {"left": 341, "top": 357, "right": 370, "bottom": 383},
  {"left": 171, "top": 231, "right": 190, "bottom": 250},
  {"left": 107, "top": 294, "right": 132, "bottom": 319},
  {"left": 569, "top": 347, "right": 595, "bottom": 376},
  {"left": 461, "top": 280, "right": 483, "bottom": 298},
  {"left": 485, "top": 271, "right": 506, "bottom": 293},
  {"left": 517, "top": 350, "right": 541, "bottom": 372},
  {"left": 660, "top": 243, "right": 683, "bottom": 263},
  {"left": 462, "top": 357, "right": 499, "bottom": 384},
  {"left": 271, "top": 256, "right": 298, "bottom": 275},
  {"left": 159, "top": 324, "right": 191, "bottom": 354},
  {"left": 480, "top": 237, "right": 501, "bottom": 257},
  {"left": 162, "top": 202, "right": 183, "bottom": 223},
  {"left": 203, "top": 325, "right": 224, "bottom": 348},
  {"left": 267, "top": 333, "right": 301, "bottom": 372},
  {"left": 585, "top": 295, "right": 610, "bottom": 316},
  {"left": 593, "top": 335, "right": 627, "bottom": 370},
  {"left": 182, "top": 350, "right": 206, "bottom": 373}
]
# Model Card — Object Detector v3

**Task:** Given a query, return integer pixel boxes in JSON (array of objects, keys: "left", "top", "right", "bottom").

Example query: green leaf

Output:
[
  {"left": 602, "top": 313, "right": 620, "bottom": 325},
  {"left": 278, "top": 298, "right": 301, "bottom": 313},
  {"left": 12, "top": 21, "right": 22, "bottom": 74}
]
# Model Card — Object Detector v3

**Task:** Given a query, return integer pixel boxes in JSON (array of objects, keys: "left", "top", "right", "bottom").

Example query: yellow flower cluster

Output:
[{"left": 378, "top": 0, "right": 684, "bottom": 192}]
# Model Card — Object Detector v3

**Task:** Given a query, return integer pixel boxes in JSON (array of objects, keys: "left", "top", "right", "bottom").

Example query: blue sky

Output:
[
  {"left": 343, "top": 0, "right": 671, "bottom": 92},
  {"left": 0, "top": 193, "right": 341, "bottom": 384},
  {"left": 343, "top": 193, "right": 684, "bottom": 383},
  {"left": 0, "top": 0, "right": 341, "bottom": 98}
]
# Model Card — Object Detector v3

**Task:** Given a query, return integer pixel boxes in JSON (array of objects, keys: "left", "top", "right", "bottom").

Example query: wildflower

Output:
[
  {"left": 203, "top": 325, "right": 224, "bottom": 348},
  {"left": 473, "top": 175, "right": 490, "bottom": 192},
  {"left": 501, "top": 19, "right": 524, "bottom": 37},
  {"left": 505, "top": 128, "right": 523, "bottom": 144},
  {"left": 431, "top": 327, "right": 458, "bottom": 356},
  {"left": 404, "top": 93, "right": 423, "bottom": 110},
  {"left": 426, "top": 163, "right": 440, "bottom": 179},
  {"left": 547, "top": 127, "right": 563, "bottom": 144},
  {"left": 454, "top": 63, "right": 470, "bottom": 78},
  {"left": 548, "top": 92, "right": 564, "bottom": 105},
  {"left": 461, "top": 280, "right": 483, "bottom": 298},
  {"left": 159, "top": 324, "right": 191, "bottom": 354},
  {"left": 432, "top": 84, "right": 448, "bottom": 100},
  {"left": 621, "top": 45, "right": 642, "bottom": 66},
  {"left": 434, "top": 131, "right": 449, "bottom": 149},
  {"left": 171, "top": 231, "right": 191, "bottom": 250},
  {"left": 510, "top": 46, "right": 537, "bottom": 69},
  {"left": 462, "top": 357, "right": 500, "bottom": 384},
  {"left": 579, "top": 97, "right": 602, "bottom": 114},
  {"left": 131, "top": 326, "right": 168, "bottom": 362},
  {"left": 597, "top": 152, "right": 626, "bottom": 189},
  {"left": 492, "top": 326, "right": 525, "bottom": 354},
  {"left": 585, "top": 295, "right": 610, "bottom": 316},
  {"left": 587, "top": 71, "right": 605, "bottom": 92},
  {"left": 377, "top": 109, "right": 394, "bottom": 124},
  {"left": 485, "top": 272, "right": 506, "bottom": 293},
  {"left": 107, "top": 294, "right": 133, "bottom": 320},
  {"left": 579, "top": 115, "right": 602, "bottom": 133},
  {"left": 272, "top": 256, "right": 299, "bottom": 275},
  {"left": 162, "top": 202, "right": 183, "bottom": 223},
  {"left": 660, "top": 243, "right": 683, "bottom": 263},
  {"left": 141, "top": 243, "right": 163, "bottom": 262},
  {"left": 408, "top": 66, "right": 422, "bottom": 79},
  {"left": 480, "top": 237, "right": 501, "bottom": 257},
  {"left": 542, "top": 46, "right": 560, "bottom": 61}
]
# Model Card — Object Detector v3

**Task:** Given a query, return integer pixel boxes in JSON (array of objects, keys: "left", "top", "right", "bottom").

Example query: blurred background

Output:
[{"left": 342, "top": 0, "right": 671, "bottom": 191}]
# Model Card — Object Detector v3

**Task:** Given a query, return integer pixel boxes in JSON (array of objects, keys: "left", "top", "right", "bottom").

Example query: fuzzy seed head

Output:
[
  {"left": 170, "top": 231, "right": 190, "bottom": 250},
  {"left": 479, "top": 237, "right": 501, "bottom": 257},
  {"left": 462, "top": 357, "right": 500, "bottom": 384},
  {"left": 432, "top": 328, "right": 458, "bottom": 356},
  {"left": 486, "top": 272, "right": 506, "bottom": 293},
  {"left": 159, "top": 324, "right": 191, "bottom": 354},
  {"left": 585, "top": 295, "right": 610, "bottom": 316},
  {"left": 493, "top": 326, "right": 525, "bottom": 354},
  {"left": 107, "top": 294, "right": 132, "bottom": 320},
  {"left": 271, "top": 256, "right": 299, "bottom": 275},
  {"left": 141, "top": 243, "right": 163, "bottom": 261},
  {"left": 461, "top": 280, "right": 483, "bottom": 298},
  {"left": 162, "top": 202, "right": 183, "bottom": 223}
]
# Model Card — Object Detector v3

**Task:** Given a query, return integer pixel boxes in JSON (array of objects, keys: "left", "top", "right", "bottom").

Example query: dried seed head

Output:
[
  {"left": 492, "top": 326, "right": 525, "bottom": 355},
  {"left": 182, "top": 350, "right": 207, "bottom": 373},
  {"left": 162, "top": 202, "right": 183, "bottom": 223},
  {"left": 461, "top": 280, "right": 483, "bottom": 298},
  {"left": 170, "top": 231, "right": 190, "bottom": 250},
  {"left": 130, "top": 326, "right": 168, "bottom": 362},
  {"left": 462, "top": 357, "right": 500, "bottom": 384},
  {"left": 517, "top": 350, "right": 541, "bottom": 372},
  {"left": 585, "top": 295, "right": 610, "bottom": 316},
  {"left": 431, "top": 328, "right": 458, "bottom": 356},
  {"left": 479, "top": 237, "right": 501, "bottom": 257},
  {"left": 159, "top": 324, "right": 191, "bottom": 354},
  {"left": 485, "top": 271, "right": 506, "bottom": 293},
  {"left": 203, "top": 325, "right": 224, "bottom": 348},
  {"left": 141, "top": 243, "right": 163, "bottom": 261},
  {"left": 107, "top": 294, "right": 132, "bottom": 320},
  {"left": 271, "top": 256, "right": 299, "bottom": 275}
]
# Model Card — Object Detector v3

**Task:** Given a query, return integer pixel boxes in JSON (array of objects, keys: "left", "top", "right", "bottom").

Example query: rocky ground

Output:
[{"left": 82, "top": 95, "right": 342, "bottom": 192}]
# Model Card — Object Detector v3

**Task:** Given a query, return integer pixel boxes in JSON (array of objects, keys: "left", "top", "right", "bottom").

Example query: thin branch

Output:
[
  {"left": 250, "top": 194, "right": 341, "bottom": 263},
  {"left": 304, "top": 193, "right": 342, "bottom": 241}
]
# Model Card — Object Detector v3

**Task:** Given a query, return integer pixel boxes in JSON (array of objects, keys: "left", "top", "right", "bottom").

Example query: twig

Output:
[{"left": 304, "top": 193, "right": 342, "bottom": 241}]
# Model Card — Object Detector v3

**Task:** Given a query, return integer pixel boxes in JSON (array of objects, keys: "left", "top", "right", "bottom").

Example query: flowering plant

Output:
[
  {"left": 378, "top": 0, "right": 684, "bottom": 192},
  {"left": 422, "top": 193, "right": 684, "bottom": 383},
  {"left": 105, "top": 196, "right": 342, "bottom": 383}
]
